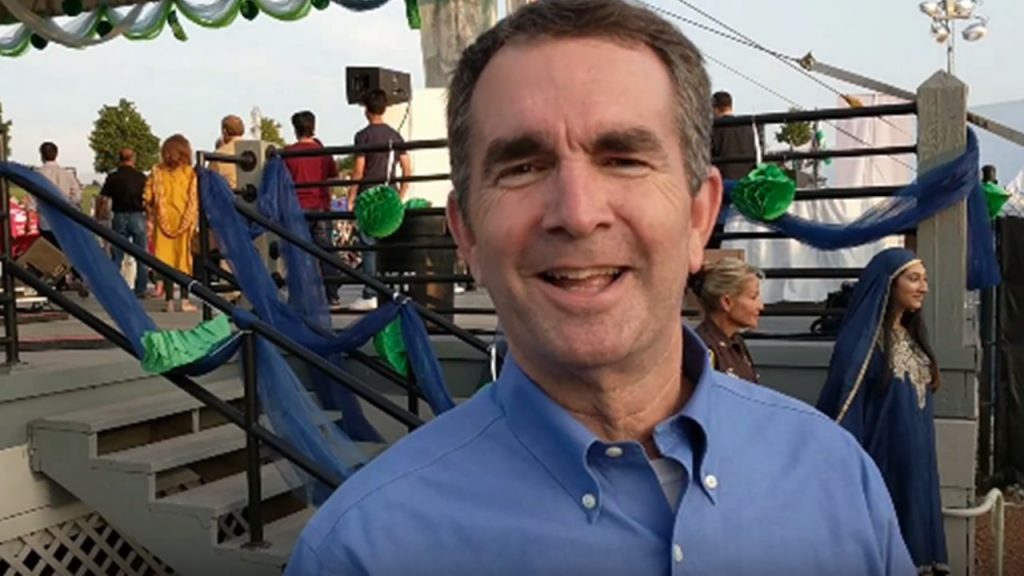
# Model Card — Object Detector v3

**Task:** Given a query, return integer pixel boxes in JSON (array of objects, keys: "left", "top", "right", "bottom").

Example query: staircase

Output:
[{"left": 28, "top": 375, "right": 388, "bottom": 576}]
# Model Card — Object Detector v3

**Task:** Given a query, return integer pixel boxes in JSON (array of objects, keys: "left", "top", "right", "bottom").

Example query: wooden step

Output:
[
  {"left": 153, "top": 442, "right": 389, "bottom": 516},
  {"left": 94, "top": 424, "right": 246, "bottom": 474},
  {"left": 94, "top": 417, "right": 384, "bottom": 475},
  {"left": 153, "top": 461, "right": 291, "bottom": 516},
  {"left": 32, "top": 377, "right": 243, "bottom": 434}
]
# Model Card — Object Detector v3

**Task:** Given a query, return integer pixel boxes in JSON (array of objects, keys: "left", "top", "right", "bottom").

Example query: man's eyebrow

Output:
[
  {"left": 590, "top": 127, "right": 666, "bottom": 155},
  {"left": 481, "top": 133, "right": 551, "bottom": 178}
]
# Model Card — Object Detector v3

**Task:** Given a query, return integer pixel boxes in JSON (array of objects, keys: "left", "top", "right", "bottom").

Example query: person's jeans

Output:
[
  {"left": 111, "top": 211, "right": 149, "bottom": 296},
  {"left": 359, "top": 231, "right": 377, "bottom": 300},
  {"left": 308, "top": 219, "right": 336, "bottom": 301}
]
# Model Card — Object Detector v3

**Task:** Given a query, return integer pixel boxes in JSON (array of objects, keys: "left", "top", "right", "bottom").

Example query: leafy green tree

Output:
[
  {"left": 88, "top": 99, "right": 160, "bottom": 173},
  {"left": 259, "top": 117, "right": 287, "bottom": 147},
  {"left": 337, "top": 154, "right": 355, "bottom": 174}
]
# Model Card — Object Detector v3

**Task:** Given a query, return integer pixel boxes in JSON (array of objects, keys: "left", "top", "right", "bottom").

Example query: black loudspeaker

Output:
[{"left": 346, "top": 67, "right": 411, "bottom": 106}]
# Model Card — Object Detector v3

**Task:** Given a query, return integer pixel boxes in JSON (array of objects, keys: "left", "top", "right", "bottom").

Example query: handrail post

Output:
[
  {"left": 241, "top": 331, "right": 269, "bottom": 549},
  {"left": 0, "top": 124, "right": 19, "bottom": 366},
  {"left": 195, "top": 152, "right": 213, "bottom": 321},
  {"left": 406, "top": 370, "right": 419, "bottom": 433}
]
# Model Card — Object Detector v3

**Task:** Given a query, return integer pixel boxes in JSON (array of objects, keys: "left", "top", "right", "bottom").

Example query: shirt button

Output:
[
  {"left": 605, "top": 446, "right": 624, "bottom": 458},
  {"left": 581, "top": 493, "right": 597, "bottom": 510},
  {"left": 673, "top": 544, "right": 684, "bottom": 563},
  {"left": 704, "top": 474, "right": 718, "bottom": 490}
]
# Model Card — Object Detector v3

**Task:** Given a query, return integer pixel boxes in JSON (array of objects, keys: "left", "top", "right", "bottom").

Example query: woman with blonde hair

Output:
[
  {"left": 691, "top": 257, "right": 764, "bottom": 382},
  {"left": 145, "top": 134, "right": 198, "bottom": 312}
]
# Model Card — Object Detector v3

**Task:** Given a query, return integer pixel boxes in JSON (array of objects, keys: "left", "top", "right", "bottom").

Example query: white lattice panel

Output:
[{"left": 0, "top": 512, "right": 174, "bottom": 576}]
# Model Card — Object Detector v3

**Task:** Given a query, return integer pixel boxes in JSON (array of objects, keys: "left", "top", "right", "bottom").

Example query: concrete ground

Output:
[{"left": 3, "top": 281, "right": 819, "bottom": 380}]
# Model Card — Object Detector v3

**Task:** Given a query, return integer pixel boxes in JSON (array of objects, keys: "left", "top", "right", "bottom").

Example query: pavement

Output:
[{"left": 3, "top": 282, "right": 818, "bottom": 374}]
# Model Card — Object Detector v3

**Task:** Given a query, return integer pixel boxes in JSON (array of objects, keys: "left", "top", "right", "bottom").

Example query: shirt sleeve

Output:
[
  {"left": 354, "top": 130, "right": 368, "bottom": 157},
  {"left": 66, "top": 170, "right": 83, "bottom": 205},
  {"left": 284, "top": 533, "right": 369, "bottom": 576}
]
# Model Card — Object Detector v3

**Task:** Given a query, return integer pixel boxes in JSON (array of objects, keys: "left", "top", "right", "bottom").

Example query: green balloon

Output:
[
  {"left": 61, "top": 0, "right": 84, "bottom": 16},
  {"left": 731, "top": 164, "right": 797, "bottom": 222},
  {"left": 30, "top": 34, "right": 48, "bottom": 50},
  {"left": 355, "top": 185, "right": 405, "bottom": 238},
  {"left": 96, "top": 19, "right": 113, "bottom": 37},
  {"left": 311, "top": 0, "right": 330, "bottom": 10},
  {"left": 240, "top": 0, "right": 259, "bottom": 20},
  {"left": 404, "top": 197, "right": 432, "bottom": 210}
]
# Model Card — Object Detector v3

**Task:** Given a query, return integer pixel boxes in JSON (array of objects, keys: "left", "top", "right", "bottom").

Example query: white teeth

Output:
[{"left": 545, "top": 267, "right": 622, "bottom": 280}]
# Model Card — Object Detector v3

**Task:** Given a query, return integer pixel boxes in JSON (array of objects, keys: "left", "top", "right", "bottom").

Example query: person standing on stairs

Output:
[
  {"left": 32, "top": 141, "right": 88, "bottom": 296},
  {"left": 344, "top": 89, "right": 413, "bottom": 312},
  {"left": 284, "top": 110, "right": 341, "bottom": 306},
  {"left": 145, "top": 135, "right": 199, "bottom": 313},
  {"left": 97, "top": 148, "right": 150, "bottom": 299},
  {"left": 285, "top": 1, "right": 915, "bottom": 574}
]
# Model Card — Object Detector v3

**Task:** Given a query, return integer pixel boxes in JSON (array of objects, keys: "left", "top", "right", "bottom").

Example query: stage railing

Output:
[{"left": 193, "top": 101, "right": 919, "bottom": 343}]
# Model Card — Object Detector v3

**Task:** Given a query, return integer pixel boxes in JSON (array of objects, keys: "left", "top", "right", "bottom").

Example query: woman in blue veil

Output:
[{"left": 816, "top": 247, "right": 948, "bottom": 575}]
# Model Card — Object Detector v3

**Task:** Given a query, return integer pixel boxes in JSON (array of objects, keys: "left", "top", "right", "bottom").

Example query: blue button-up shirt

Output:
[{"left": 285, "top": 325, "right": 914, "bottom": 576}]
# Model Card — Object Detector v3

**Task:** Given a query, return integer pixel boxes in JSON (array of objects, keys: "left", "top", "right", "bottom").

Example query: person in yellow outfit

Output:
[{"left": 145, "top": 134, "right": 199, "bottom": 313}]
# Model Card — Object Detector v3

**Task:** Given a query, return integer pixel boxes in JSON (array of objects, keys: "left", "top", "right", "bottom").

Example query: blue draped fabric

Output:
[
  {"left": 0, "top": 163, "right": 157, "bottom": 358},
  {"left": 255, "top": 157, "right": 456, "bottom": 414},
  {"left": 816, "top": 248, "right": 948, "bottom": 572},
  {"left": 723, "top": 129, "right": 999, "bottom": 290},
  {"left": 0, "top": 161, "right": 374, "bottom": 501},
  {"left": 199, "top": 167, "right": 385, "bottom": 442}
]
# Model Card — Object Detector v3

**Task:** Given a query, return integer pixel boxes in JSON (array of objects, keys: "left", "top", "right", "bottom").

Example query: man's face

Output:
[{"left": 449, "top": 37, "right": 721, "bottom": 377}]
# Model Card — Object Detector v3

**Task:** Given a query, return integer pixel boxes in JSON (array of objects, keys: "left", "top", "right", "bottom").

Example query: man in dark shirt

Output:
[
  {"left": 346, "top": 89, "right": 413, "bottom": 311},
  {"left": 709, "top": 91, "right": 758, "bottom": 249},
  {"left": 284, "top": 110, "right": 341, "bottom": 305},
  {"left": 99, "top": 148, "right": 149, "bottom": 297}
]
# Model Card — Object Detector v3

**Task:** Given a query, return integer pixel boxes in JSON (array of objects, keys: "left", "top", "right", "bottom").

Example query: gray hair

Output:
[
  {"left": 692, "top": 257, "right": 763, "bottom": 312},
  {"left": 445, "top": 0, "right": 712, "bottom": 218}
]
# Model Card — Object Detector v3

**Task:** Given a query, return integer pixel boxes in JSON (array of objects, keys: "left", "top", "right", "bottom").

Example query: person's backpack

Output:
[{"left": 810, "top": 281, "right": 856, "bottom": 336}]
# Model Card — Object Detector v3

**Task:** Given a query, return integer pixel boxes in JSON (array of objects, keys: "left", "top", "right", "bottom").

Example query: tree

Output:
[
  {"left": 88, "top": 99, "right": 160, "bottom": 173},
  {"left": 0, "top": 101, "right": 11, "bottom": 157},
  {"left": 337, "top": 154, "right": 355, "bottom": 174},
  {"left": 259, "top": 117, "right": 286, "bottom": 147},
  {"left": 774, "top": 109, "right": 827, "bottom": 188}
]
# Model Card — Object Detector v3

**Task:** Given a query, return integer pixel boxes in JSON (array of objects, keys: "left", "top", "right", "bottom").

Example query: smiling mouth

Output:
[{"left": 539, "top": 267, "right": 626, "bottom": 292}]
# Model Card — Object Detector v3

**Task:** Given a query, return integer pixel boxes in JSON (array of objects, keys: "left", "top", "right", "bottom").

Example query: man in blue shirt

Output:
[{"left": 285, "top": 0, "right": 916, "bottom": 574}]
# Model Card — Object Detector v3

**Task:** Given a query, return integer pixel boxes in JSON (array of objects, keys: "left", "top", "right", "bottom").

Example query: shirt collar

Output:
[{"left": 496, "top": 322, "right": 720, "bottom": 512}]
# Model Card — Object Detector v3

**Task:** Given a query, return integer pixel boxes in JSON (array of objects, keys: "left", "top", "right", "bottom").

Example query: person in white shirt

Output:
[{"left": 33, "top": 141, "right": 87, "bottom": 295}]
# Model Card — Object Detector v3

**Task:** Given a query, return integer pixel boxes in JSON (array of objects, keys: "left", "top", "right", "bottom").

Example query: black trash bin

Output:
[{"left": 377, "top": 211, "right": 456, "bottom": 322}]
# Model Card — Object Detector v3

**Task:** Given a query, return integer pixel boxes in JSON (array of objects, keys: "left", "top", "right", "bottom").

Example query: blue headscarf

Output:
[{"left": 816, "top": 247, "right": 921, "bottom": 437}]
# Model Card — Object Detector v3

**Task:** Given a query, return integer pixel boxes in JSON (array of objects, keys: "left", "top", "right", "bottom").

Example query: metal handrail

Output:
[
  {"left": 226, "top": 197, "right": 492, "bottom": 356},
  {"left": 0, "top": 126, "right": 17, "bottom": 366},
  {"left": 3, "top": 172, "right": 424, "bottom": 428},
  {"left": 943, "top": 488, "right": 1004, "bottom": 576},
  {"left": 716, "top": 102, "right": 918, "bottom": 127},
  {"left": 3, "top": 261, "right": 343, "bottom": 487}
]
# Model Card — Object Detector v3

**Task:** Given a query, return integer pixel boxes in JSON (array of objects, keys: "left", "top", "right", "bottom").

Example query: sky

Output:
[{"left": 1, "top": 0, "right": 1022, "bottom": 184}]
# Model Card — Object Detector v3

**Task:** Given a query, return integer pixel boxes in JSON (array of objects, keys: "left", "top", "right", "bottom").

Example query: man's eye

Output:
[
  {"left": 497, "top": 163, "right": 546, "bottom": 187},
  {"left": 603, "top": 157, "right": 651, "bottom": 172}
]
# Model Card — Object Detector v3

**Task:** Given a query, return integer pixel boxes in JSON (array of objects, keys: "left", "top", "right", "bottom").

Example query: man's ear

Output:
[
  {"left": 687, "top": 166, "right": 724, "bottom": 275},
  {"left": 447, "top": 191, "right": 481, "bottom": 285}
]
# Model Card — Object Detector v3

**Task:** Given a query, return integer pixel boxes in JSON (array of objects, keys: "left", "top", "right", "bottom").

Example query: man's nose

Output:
[{"left": 541, "top": 161, "right": 614, "bottom": 238}]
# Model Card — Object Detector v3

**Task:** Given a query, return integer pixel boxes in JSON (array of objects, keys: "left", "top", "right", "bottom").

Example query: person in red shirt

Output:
[{"left": 284, "top": 111, "right": 341, "bottom": 305}]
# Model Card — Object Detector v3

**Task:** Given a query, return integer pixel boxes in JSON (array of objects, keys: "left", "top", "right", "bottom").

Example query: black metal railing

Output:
[
  {"left": 0, "top": 168, "right": 441, "bottom": 546},
  {"left": 0, "top": 125, "right": 17, "bottom": 367},
  {"left": 192, "top": 101, "right": 919, "bottom": 342}
]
